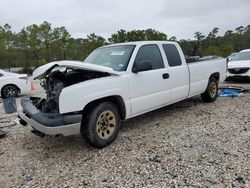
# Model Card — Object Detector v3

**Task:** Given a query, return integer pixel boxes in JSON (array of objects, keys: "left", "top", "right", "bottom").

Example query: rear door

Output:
[
  {"left": 161, "top": 44, "right": 189, "bottom": 102},
  {"left": 128, "top": 44, "right": 171, "bottom": 116}
]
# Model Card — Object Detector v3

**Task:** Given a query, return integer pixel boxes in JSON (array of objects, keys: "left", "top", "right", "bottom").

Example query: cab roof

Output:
[{"left": 103, "top": 41, "right": 178, "bottom": 47}]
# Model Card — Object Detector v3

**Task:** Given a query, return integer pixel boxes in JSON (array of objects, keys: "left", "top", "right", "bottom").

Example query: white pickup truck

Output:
[{"left": 18, "top": 41, "right": 226, "bottom": 148}]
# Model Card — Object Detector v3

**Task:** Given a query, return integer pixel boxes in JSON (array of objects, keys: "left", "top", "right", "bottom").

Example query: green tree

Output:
[
  {"left": 220, "top": 44, "right": 234, "bottom": 57},
  {"left": 203, "top": 46, "right": 220, "bottom": 56},
  {"left": 235, "top": 26, "right": 244, "bottom": 34},
  {"left": 108, "top": 29, "right": 127, "bottom": 43},
  {"left": 193, "top": 31, "right": 205, "bottom": 55},
  {"left": 0, "top": 24, "right": 17, "bottom": 69},
  {"left": 82, "top": 33, "right": 106, "bottom": 59},
  {"left": 39, "top": 21, "right": 53, "bottom": 62},
  {"left": 109, "top": 29, "right": 167, "bottom": 44},
  {"left": 1, "top": 22, "right": 250, "bottom": 69},
  {"left": 208, "top": 27, "right": 219, "bottom": 38},
  {"left": 169, "top": 36, "right": 177, "bottom": 41},
  {"left": 49, "top": 26, "right": 71, "bottom": 61}
]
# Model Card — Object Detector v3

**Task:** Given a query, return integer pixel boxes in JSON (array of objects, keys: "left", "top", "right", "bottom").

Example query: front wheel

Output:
[
  {"left": 82, "top": 102, "right": 120, "bottom": 148},
  {"left": 201, "top": 77, "right": 218, "bottom": 102},
  {"left": 1, "top": 85, "right": 19, "bottom": 98}
]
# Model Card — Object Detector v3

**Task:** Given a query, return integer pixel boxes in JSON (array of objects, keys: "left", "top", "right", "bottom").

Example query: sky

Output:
[{"left": 0, "top": 0, "right": 249, "bottom": 40}]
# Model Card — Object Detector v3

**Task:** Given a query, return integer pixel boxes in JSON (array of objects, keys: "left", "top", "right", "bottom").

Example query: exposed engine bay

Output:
[{"left": 35, "top": 67, "right": 110, "bottom": 113}]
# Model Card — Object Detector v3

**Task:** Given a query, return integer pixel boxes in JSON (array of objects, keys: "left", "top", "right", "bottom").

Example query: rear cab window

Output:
[{"left": 162, "top": 44, "right": 182, "bottom": 67}]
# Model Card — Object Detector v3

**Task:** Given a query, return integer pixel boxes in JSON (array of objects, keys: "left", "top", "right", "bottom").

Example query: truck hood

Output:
[
  {"left": 228, "top": 60, "right": 250, "bottom": 69},
  {"left": 33, "top": 60, "right": 122, "bottom": 80}
]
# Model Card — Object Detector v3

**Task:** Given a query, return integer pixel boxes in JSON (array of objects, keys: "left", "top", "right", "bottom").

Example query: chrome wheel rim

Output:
[
  {"left": 3, "top": 86, "right": 17, "bottom": 98},
  {"left": 96, "top": 110, "right": 116, "bottom": 139},
  {"left": 209, "top": 82, "right": 217, "bottom": 98}
]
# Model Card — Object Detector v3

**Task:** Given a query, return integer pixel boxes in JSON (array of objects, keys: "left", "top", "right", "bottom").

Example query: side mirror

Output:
[{"left": 132, "top": 61, "right": 152, "bottom": 73}]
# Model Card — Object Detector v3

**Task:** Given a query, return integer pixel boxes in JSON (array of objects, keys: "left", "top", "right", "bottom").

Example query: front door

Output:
[{"left": 128, "top": 44, "right": 171, "bottom": 116}]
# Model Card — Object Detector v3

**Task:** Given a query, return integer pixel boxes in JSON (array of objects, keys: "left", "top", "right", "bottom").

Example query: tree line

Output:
[
  {"left": 180, "top": 26, "right": 250, "bottom": 57},
  {"left": 0, "top": 21, "right": 250, "bottom": 70}
]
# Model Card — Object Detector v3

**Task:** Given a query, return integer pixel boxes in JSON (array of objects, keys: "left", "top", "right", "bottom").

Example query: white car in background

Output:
[
  {"left": 227, "top": 49, "right": 250, "bottom": 80},
  {"left": 0, "top": 69, "right": 30, "bottom": 98},
  {"left": 227, "top": 52, "right": 238, "bottom": 61}
]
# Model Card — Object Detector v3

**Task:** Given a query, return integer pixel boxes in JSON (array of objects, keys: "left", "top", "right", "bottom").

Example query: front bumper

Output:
[
  {"left": 226, "top": 68, "right": 250, "bottom": 80},
  {"left": 18, "top": 96, "right": 82, "bottom": 136},
  {"left": 226, "top": 75, "right": 250, "bottom": 81}
]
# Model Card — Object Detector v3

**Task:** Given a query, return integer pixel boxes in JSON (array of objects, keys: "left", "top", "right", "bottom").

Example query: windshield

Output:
[
  {"left": 84, "top": 45, "right": 135, "bottom": 71},
  {"left": 232, "top": 51, "right": 250, "bottom": 61}
]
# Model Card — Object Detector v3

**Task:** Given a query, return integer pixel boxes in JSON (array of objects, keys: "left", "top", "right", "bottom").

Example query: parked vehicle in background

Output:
[
  {"left": 18, "top": 41, "right": 227, "bottom": 148},
  {"left": 185, "top": 55, "right": 219, "bottom": 63},
  {"left": 199, "top": 55, "right": 220, "bottom": 61},
  {"left": 227, "top": 49, "right": 250, "bottom": 80},
  {"left": 227, "top": 52, "right": 238, "bottom": 61},
  {"left": 0, "top": 69, "right": 30, "bottom": 98},
  {"left": 185, "top": 55, "right": 200, "bottom": 63}
]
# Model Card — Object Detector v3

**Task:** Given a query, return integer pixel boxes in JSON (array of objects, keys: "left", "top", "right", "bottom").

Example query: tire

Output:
[
  {"left": 201, "top": 77, "right": 218, "bottom": 102},
  {"left": 82, "top": 102, "right": 121, "bottom": 148},
  {"left": 1, "top": 85, "right": 19, "bottom": 98}
]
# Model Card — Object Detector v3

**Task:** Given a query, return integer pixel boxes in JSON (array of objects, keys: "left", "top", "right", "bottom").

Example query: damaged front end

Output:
[
  {"left": 37, "top": 67, "right": 110, "bottom": 114},
  {"left": 19, "top": 96, "right": 83, "bottom": 136},
  {"left": 18, "top": 61, "right": 115, "bottom": 136}
]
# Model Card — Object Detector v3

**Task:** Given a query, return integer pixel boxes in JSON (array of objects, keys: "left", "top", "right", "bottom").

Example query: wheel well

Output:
[
  {"left": 210, "top": 72, "right": 220, "bottom": 81},
  {"left": 1, "top": 84, "right": 20, "bottom": 96},
  {"left": 82, "top": 96, "right": 126, "bottom": 120}
]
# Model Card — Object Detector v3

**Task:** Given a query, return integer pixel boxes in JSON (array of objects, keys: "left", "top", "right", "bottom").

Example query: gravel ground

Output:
[{"left": 0, "top": 81, "right": 250, "bottom": 188}]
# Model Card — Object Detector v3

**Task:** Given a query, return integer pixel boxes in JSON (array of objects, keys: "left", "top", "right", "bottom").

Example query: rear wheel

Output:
[
  {"left": 82, "top": 102, "right": 120, "bottom": 148},
  {"left": 1, "top": 85, "right": 19, "bottom": 98},
  {"left": 201, "top": 77, "right": 218, "bottom": 102}
]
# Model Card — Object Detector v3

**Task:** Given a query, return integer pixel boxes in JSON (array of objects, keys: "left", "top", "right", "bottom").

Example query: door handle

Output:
[{"left": 162, "top": 73, "right": 169, "bottom": 79}]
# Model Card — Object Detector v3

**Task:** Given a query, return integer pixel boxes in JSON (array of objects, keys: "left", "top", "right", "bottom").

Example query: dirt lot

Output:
[{"left": 0, "top": 81, "right": 250, "bottom": 187}]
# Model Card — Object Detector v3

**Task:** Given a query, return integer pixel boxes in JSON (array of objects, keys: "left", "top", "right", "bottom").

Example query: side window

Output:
[
  {"left": 162, "top": 44, "right": 182, "bottom": 67},
  {"left": 134, "top": 45, "right": 164, "bottom": 70}
]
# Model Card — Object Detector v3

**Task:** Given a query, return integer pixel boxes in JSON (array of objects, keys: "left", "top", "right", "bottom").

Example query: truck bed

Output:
[{"left": 187, "top": 58, "right": 227, "bottom": 97}]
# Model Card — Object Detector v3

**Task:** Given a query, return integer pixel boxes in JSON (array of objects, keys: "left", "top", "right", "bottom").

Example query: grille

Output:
[{"left": 228, "top": 68, "right": 249, "bottom": 74}]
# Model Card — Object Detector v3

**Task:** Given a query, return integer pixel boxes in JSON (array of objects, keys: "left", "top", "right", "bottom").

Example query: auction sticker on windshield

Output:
[{"left": 111, "top": 51, "right": 125, "bottom": 56}]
